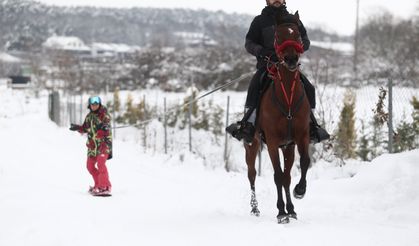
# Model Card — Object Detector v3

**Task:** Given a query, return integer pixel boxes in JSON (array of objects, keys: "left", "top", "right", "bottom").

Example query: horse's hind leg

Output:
[
  {"left": 267, "top": 144, "right": 288, "bottom": 224},
  {"left": 282, "top": 145, "right": 297, "bottom": 219},
  {"left": 294, "top": 140, "right": 310, "bottom": 199},
  {"left": 245, "top": 139, "right": 260, "bottom": 216}
]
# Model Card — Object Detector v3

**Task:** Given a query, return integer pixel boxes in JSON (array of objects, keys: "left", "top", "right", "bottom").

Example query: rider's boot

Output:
[
  {"left": 309, "top": 111, "right": 330, "bottom": 143},
  {"left": 226, "top": 107, "right": 256, "bottom": 145}
]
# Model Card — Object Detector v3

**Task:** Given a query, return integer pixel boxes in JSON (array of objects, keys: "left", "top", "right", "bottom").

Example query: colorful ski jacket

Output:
[{"left": 79, "top": 106, "right": 113, "bottom": 159}]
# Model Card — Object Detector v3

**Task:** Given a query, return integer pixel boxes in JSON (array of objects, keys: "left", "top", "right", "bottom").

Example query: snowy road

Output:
[{"left": 1, "top": 92, "right": 418, "bottom": 246}]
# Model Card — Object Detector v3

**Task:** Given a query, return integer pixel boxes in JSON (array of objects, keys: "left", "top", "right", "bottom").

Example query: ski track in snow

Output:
[{"left": 0, "top": 90, "right": 418, "bottom": 246}]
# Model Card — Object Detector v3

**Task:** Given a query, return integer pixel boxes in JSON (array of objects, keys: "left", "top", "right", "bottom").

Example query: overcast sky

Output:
[{"left": 35, "top": 0, "right": 418, "bottom": 35}]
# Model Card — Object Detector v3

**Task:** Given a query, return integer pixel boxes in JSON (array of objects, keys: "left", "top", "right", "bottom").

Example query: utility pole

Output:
[
  {"left": 353, "top": 0, "right": 360, "bottom": 82},
  {"left": 164, "top": 97, "right": 167, "bottom": 154},
  {"left": 188, "top": 75, "right": 193, "bottom": 153},
  {"left": 224, "top": 96, "right": 230, "bottom": 172},
  {"left": 188, "top": 95, "right": 192, "bottom": 152},
  {"left": 388, "top": 79, "right": 393, "bottom": 153}
]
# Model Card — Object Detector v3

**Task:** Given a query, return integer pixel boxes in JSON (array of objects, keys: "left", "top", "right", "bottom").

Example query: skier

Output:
[
  {"left": 70, "top": 96, "right": 113, "bottom": 196},
  {"left": 226, "top": 0, "right": 330, "bottom": 144}
]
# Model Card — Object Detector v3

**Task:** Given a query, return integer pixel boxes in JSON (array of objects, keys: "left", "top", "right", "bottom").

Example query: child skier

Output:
[{"left": 70, "top": 96, "right": 113, "bottom": 196}]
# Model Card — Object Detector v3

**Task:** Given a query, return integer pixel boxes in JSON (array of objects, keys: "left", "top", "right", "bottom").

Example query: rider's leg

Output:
[
  {"left": 226, "top": 69, "right": 264, "bottom": 143},
  {"left": 244, "top": 69, "right": 264, "bottom": 122},
  {"left": 300, "top": 72, "right": 315, "bottom": 109},
  {"left": 300, "top": 72, "right": 330, "bottom": 143}
]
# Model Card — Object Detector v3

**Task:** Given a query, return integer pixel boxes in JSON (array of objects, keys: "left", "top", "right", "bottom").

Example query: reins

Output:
[
  {"left": 264, "top": 27, "right": 307, "bottom": 143},
  {"left": 112, "top": 72, "right": 253, "bottom": 129},
  {"left": 267, "top": 59, "right": 305, "bottom": 143}
]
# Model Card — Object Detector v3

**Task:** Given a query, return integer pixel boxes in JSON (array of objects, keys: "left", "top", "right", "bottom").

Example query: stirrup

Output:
[
  {"left": 226, "top": 121, "right": 255, "bottom": 144},
  {"left": 316, "top": 127, "right": 330, "bottom": 142},
  {"left": 226, "top": 122, "right": 243, "bottom": 140},
  {"left": 310, "top": 125, "right": 330, "bottom": 143}
]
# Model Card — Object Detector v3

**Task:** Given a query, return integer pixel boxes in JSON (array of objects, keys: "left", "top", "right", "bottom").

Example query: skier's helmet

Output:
[
  {"left": 87, "top": 96, "right": 102, "bottom": 109},
  {"left": 88, "top": 96, "right": 101, "bottom": 105}
]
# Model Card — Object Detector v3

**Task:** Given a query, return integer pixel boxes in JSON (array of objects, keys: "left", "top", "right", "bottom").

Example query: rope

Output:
[{"left": 112, "top": 72, "right": 253, "bottom": 129}]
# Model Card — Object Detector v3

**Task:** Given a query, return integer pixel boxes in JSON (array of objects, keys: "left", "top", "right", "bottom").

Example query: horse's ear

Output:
[{"left": 294, "top": 11, "right": 300, "bottom": 21}]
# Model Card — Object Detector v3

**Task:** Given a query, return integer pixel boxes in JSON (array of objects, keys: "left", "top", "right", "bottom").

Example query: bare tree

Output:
[{"left": 357, "top": 12, "right": 418, "bottom": 87}]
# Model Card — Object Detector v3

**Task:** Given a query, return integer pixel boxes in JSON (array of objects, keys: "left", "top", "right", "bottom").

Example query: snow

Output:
[
  {"left": 218, "top": 62, "right": 233, "bottom": 71},
  {"left": 0, "top": 78, "right": 10, "bottom": 90},
  {"left": 42, "top": 35, "right": 142, "bottom": 57},
  {"left": 0, "top": 52, "right": 22, "bottom": 63},
  {"left": 1, "top": 89, "right": 419, "bottom": 246},
  {"left": 311, "top": 40, "right": 353, "bottom": 55},
  {"left": 43, "top": 36, "right": 90, "bottom": 51},
  {"left": 91, "top": 42, "right": 141, "bottom": 54}
]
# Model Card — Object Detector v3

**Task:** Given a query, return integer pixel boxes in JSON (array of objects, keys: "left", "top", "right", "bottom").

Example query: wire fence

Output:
[{"left": 48, "top": 80, "right": 419, "bottom": 172}]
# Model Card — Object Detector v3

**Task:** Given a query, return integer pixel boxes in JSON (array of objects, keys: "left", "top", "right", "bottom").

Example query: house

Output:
[
  {"left": 174, "top": 32, "right": 218, "bottom": 47},
  {"left": 42, "top": 36, "right": 141, "bottom": 60},
  {"left": 0, "top": 52, "right": 22, "bottom": 63},
  {"left": 9, "top": 75, "right": 31, "bottom": 89},
  {"left": 43, "top": 36, "right": 91, "bottom": 55},
  {"left": 0, "top": 52, "right": 29, "bottom": 83},
  {"left": 91, "top": 43, "right": 140, "bottom": 57}
]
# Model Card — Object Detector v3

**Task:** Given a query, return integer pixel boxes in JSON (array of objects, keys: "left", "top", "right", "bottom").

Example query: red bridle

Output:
[
  {"left": 267, "top": 62, "right": 300, "bottom": 118},
  {"left": 274, "top": 39, "right": 304, "bottom": 58},
  {"left": 267, "top": 31, "right": 304, "bottom": 116}
]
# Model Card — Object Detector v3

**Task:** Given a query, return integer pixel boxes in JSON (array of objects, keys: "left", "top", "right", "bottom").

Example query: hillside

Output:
[{"left": 0, "top": 0, "right": 350, "bottom": 51}]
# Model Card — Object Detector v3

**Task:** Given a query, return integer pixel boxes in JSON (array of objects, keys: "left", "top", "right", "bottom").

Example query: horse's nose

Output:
[{"left": 284, "top": 55, "right": 299, "bottom": 69}]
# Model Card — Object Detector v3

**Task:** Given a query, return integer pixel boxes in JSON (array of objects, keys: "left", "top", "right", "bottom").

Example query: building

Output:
[{"left": 43, "top": 36, "right": 91, "bottom": 55}]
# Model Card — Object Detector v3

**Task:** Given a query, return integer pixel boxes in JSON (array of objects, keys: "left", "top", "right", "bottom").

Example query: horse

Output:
[{"left": 244, "top": 12, "right": 311, "bottom": 224}]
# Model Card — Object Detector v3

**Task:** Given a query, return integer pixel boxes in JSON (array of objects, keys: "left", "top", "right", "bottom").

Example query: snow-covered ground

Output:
[{"left": 1, "top": 89, "right": 418, "bottom": 246}]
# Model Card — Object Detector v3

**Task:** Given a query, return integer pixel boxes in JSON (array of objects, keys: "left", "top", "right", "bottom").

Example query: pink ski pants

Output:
[{"left": 86, "top": 153, "right": 112, "bottom": 189}]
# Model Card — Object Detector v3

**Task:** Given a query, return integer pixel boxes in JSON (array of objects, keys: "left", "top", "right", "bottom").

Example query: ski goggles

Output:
[{"left": 89, "top": 96, "right": 101, "bottom": 105}]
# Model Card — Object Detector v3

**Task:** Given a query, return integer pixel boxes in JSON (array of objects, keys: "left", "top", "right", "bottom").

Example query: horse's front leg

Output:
[
  {"left": 282, "top": 145, "right": 297, "bottom": 219},
  {"left": 294, "top": 139, "right": 310, "bottom": 199},
  {"left": 245, "top": 139, "right": 260, "bottom": 216},
  {"left": 267, "top": 143, "right": 288, "bottom": 224}
]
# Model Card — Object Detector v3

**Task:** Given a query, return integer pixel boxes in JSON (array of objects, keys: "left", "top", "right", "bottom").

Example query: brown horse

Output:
[{"left": 244, "top": 13, "right": 311, "bottom": 224}]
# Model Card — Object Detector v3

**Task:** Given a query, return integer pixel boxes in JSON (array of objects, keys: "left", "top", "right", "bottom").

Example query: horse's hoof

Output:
[
  {"left": 277, "top": 214, "right": 290, "bottom": 224},
  {"left": 288, "top": 213, "right": 297, "bottom": 220},
  {"left": 293, "top": 184, "right": 306, "bottom": 199},
  {"left": 251, "top": 207, "right": 260, "bottom": 217},
  {"left": 293, "top": 189, "right": 305, "bottom": 199}
]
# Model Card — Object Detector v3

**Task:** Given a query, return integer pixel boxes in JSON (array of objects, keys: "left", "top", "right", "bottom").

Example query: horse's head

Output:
[{"left": 274, "top": 12, "right": 304, "bottom": 71}]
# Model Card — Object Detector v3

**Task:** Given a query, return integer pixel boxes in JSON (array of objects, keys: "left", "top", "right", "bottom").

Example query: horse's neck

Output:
[{"left": 277, "top": 65, "right": 301, "bottom": 91}]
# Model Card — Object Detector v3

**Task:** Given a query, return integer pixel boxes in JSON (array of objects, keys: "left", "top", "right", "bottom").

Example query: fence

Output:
[{"left": 48, "top": 83, "right": 419, "bottom": 173}]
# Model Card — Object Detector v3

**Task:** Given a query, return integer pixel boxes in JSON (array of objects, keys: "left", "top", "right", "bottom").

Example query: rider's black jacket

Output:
[{"left": 245, "top": 5, "right": 310, "bottom": 69}]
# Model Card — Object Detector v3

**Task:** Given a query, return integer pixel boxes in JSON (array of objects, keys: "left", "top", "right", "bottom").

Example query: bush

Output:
[
  {"left": 335, "top": 89, "right": 357, "bottom": 160},
  {"left": 393, "top": 96, "right": 419, "bottom": 152}
]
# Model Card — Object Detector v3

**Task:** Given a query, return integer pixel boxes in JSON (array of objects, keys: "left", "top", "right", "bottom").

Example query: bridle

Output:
[
  {"left": 267, "top": 60, "right": 302, "bottom": 119},
  {"left": 266, "top": 31, "right": 306, "bottom": 143},
  {"left": 273, "top": 30, "right": 304, "bottom": 72}
]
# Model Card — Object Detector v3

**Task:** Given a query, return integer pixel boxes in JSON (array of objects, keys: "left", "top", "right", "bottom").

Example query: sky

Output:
[
  {"left": 1, "top": 88, "right": 419, "bottom": 246},
  {"left": 34, "top": 0, "right": 418, "bottom": 35}
]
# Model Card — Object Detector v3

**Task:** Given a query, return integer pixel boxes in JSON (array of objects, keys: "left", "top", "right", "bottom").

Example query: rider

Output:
[{"left": 226, "top": 0, "right": 330, "bottom": 144}]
